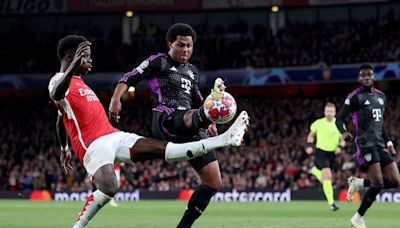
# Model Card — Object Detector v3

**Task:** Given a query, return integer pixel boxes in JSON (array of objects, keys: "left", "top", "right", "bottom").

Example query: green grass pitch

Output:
[{"left": 0, "top": 200, "right": 398, "bottom": 227}]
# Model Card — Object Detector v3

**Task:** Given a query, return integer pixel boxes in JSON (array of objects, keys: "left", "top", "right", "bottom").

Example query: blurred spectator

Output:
[{"left": 1, "top": 15, "right": 400, "bottom": 73}]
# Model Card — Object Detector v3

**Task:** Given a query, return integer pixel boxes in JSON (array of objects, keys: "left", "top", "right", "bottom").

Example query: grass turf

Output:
[{"left": 0, "top": 200, "right": 397, "bottom": 227}]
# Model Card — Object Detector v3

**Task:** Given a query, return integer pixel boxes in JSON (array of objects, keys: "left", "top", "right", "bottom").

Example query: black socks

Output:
[
  {"left": 357, "top": 183, "right": 383, "bottom": 216},
  {"left": 177, "top": 184, "right": 217, "bottom": 228}
]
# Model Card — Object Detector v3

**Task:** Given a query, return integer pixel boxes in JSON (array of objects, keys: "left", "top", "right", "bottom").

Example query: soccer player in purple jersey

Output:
[
  {"left": 109, "top": 23, "right": 244, "bottom": 227},
  {"left": 335, "top": 64, "right": 400, "bottom": 228}
]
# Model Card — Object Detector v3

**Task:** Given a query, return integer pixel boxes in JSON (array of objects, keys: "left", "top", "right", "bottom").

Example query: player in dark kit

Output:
[
  {"left": 335, "top": 64, "right": 400, "bottom": 228},
  {"left": 109, "top": 23, "right": 241, "bottom": 227}
]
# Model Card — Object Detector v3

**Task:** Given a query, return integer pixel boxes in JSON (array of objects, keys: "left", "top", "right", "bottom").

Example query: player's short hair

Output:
[
  {"left": 57, "top": 35, "right": 87, "bottom": 61},
  {"left": 325, "top": 102, "right": 336, "bottom": 109},
  {"left": 166, "top": 23, "right": 197, "bottom": 43},
  {"left": 358, "top": 64, "right": 374, "bottom": 73}
]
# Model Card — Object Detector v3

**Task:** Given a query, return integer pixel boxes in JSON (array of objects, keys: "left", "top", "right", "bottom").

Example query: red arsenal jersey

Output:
[{"left": 49, "top": 73, "right": 118, "bottom": 162}]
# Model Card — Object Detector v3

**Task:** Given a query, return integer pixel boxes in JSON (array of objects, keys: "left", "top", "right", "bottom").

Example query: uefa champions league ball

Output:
[{"left": 203, "top": 91, "right": 237, "bottom": 124}]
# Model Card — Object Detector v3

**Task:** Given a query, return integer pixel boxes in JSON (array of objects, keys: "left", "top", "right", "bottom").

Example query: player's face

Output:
[
  {"left": 168, "top": 35, "right": 193, "bottom": 64},
  {"left": 358, "top": 69, "right": 374, "bottom": 88},
  {"left": 72, "top": 48, "right": 93, "bottom": 75},
  {"left": 324, "top": 106, "right": 336, "bottom": 120}
]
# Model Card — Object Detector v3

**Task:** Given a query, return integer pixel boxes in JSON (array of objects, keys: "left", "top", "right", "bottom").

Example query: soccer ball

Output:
[{"left": 203, "top": 91, "right": 237, "bottom": 124}]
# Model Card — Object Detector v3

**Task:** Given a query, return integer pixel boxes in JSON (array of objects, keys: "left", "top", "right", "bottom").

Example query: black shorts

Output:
[
  {"left": 151, "top": 110, "right": 217, "bottom": 171},
  {"left": 315, "top": 149, "right": 336, "bottom": 170},
  {"left": 355, "top": 146, "right": 395, "bottom": 172}
]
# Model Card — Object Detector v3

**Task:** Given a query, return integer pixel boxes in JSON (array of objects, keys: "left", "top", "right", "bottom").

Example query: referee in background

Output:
[{"left": 305, "top": 102, "right": 345, "bottom": 211}]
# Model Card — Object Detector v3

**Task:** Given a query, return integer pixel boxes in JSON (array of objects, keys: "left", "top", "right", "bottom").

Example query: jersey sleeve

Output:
[
  {"left": 336, "top": 92, "right": 358, "bottom": 133},
  {"left": 48, "top": 73, "right": 64, "bottom": 98},
  {"left": 310, "top": 119, "right": 319, "bottom": 133},
  {"left": 118, "top": 54, "right": 164, "bottom": 87}
]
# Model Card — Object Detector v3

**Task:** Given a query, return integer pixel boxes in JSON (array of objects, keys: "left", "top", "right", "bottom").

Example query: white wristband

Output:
[{"left": 387, "top": 141, "right": 394, "bottom": 147}]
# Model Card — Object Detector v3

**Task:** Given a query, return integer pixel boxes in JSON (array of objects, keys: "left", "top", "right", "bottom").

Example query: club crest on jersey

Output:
[
  {"left": 188, "top": 70, "right": 194, "bottom": 80},
  {"left": 364, "top": 153, "right": 372, "bottom": 162},
  {"left": 140, "top": 60, "right": 149, "bottom": 69},
  {"left": 136, "top": 60, "right": 149, "bottom": 74},
  {"left": 377, "top": 98, "right": 384, "bottom": 105}
]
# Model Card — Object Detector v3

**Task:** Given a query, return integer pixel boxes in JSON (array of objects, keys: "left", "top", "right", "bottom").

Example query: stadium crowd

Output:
[
  {"left": 1, "top": 12, "right": 400, "bottom": 74},
  {"left": 1, "top": 93, "right": 399, "bottom": 193}
]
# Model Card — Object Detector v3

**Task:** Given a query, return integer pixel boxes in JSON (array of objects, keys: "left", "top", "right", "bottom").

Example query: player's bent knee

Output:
[
  {"left": 93, "top": 164, "right": 118, "bottom": 197},
  {"left": 97, "top": 180, "right": 118, "bottom": 197},
  {"left": 213, "top": 179, "right": 222, "bottom": 190},
  {"left": 183, "top": 110, "right": 195, "bottom": 128},
  {"left": 204, "top": 176, "right": 222, "bottom": 190}
]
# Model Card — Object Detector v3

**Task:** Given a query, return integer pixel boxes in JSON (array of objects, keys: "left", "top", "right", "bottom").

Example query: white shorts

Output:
[{"left": 83, "top": 131, "right": 143, "bottom": 178}]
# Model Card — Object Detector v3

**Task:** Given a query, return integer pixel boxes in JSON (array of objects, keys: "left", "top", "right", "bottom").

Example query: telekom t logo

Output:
[
  {"left": 372, "top": 109, "right": 381, "bottom": 121},
  {"left": 181, "top": 78, "right": 192, "bottom": 94}
]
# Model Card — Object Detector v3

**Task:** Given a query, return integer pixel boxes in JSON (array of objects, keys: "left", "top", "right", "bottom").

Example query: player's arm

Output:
[
  {"left": 192, "top": 82, "right": 204, "bottom": 108},
  {"left": 335, "top": 135, "right": 346, "bottom": 155},
  {"left": 56, "top": 113, "right": 73, "bottom": 174},
  {"left": 383, "top": 124, "right": 396, "bottom": 155},
  {"left": 380, "top": 94, "right": 395, "bottom": 155},
  {"left": 109, "top": 83, "right": 128, "bottom": 123},
  {"left": 109, "top": 56, "right": 161, "bottom": 123},
  {"left": 336, "top": 97, "right": 356, "bottom": 142},
  {"left": 49, "top": 41, "right": 91, "bottom": 101},
  {"left": 305, "top": 121, "right": 317, "bottom": 154},
  {"left": 192, "top": 70, "right": 207, "bottom": 108}
]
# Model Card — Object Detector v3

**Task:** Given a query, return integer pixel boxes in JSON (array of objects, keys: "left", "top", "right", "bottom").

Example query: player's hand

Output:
[
  {"left": 212, "top": 78, "right": 226, "bottom": 92},
  {"left": 206, "top": 123, "right": 218, "bottom": 137},
  {"left": 60, "top": 150, "right": 73, "bottom": 175},
  {"left": 388, "top": 145, "right": 396, "bottom": 156},
  {"left": 109, "top": 98, "right": 122, "bottom": 123},
  {"left": 305, "top": 144, "right": 314, "bottom": 155},
  {"left": 342, "top": 131, "right": 353, "bottom": 142},
  {"left": 71, "top": 41, "right": 91, "bottom": 69},
  {"left": 335, "top": 147, "right": 342, "bottom": 155}
]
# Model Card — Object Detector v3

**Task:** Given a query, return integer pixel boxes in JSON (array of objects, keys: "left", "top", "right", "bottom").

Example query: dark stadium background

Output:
[{"left": 0, "top": 0, "right": 399, "bottom": 203}]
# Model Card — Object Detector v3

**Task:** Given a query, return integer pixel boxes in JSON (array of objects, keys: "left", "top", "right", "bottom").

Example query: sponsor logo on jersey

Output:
[
  {"left": 78, "top": 88, "right": 99, "bottom": 102},
  {"left": 372, "top": 108, "right": 382, "bottom": 121}
]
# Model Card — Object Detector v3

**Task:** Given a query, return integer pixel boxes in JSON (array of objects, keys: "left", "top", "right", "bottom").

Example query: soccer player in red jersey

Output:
[{"left": 49, "top": 35, "right": 249, "bottom": 228}]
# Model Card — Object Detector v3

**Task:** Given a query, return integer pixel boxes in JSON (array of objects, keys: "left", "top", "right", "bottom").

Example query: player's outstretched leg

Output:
[
  {"left": 166, "top": 110, "right": 249, "bottom": 160},
  {"left": 73, "top": 164, "right": 117, "bottom": 228},
  {"left": 131, "top": 110, "right": 249, "bottom": 162}
]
